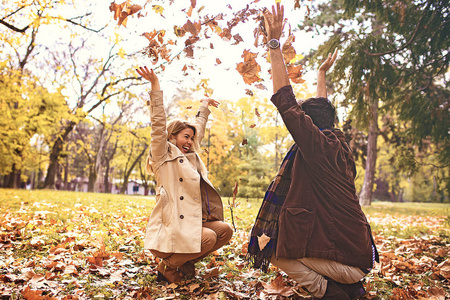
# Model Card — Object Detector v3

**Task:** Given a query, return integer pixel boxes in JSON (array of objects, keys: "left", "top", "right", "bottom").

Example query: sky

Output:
[
  {"left": 30, "top": 0, "right": 331, "bottom": 120},
  {"left": 110, "top": 0, "right": 329, "bottom": 101}
]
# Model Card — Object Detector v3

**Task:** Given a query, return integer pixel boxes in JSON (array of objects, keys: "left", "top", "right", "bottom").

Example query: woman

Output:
[{"left": 136, "top": 66, "right": 233, "bottom": 283}]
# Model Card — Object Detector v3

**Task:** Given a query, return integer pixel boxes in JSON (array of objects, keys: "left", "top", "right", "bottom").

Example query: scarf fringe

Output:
[{"left": 246, "top": 236, "right": 276, "bottom": 273}]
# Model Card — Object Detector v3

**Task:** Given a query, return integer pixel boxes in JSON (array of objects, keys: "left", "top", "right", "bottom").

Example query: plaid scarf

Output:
[{"left": 246, "top": 144, "right": 298, "bottom": 272}]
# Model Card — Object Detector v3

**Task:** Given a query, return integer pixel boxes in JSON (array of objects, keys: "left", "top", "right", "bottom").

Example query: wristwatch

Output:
[{"left": 268, "top": 39, "right": 280, "bottom": 49}]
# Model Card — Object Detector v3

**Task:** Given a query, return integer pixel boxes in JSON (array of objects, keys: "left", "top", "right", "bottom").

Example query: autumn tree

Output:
[
  {"left": 302, "top": 0, "right": 450, "bottom": 205},
  {"left": 0, "top": 63, "right": 68, "bottom": 188}
]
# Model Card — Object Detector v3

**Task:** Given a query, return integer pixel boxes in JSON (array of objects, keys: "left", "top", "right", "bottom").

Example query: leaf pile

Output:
[{"left": 0, "top": 193, "right": 449, "bottom": 299}]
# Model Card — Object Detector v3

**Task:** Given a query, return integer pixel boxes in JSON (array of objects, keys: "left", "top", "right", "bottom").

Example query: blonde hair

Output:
[{"left": 167, "top": 119, "right": 200, "bottom": 153}]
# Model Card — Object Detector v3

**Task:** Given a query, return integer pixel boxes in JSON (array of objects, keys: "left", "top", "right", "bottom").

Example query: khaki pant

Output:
[
  {"left": 271, "top": 255, "right": 366, "bottom": 298},
  {"left": 151, "top": 221, "right": 233, "bottom": 267}
]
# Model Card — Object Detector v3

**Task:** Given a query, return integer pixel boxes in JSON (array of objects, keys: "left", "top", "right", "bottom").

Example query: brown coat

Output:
[
  {"left": 272, "top": 85, "right": 378, "bottom": 269},
  {"left": 144, "top": 90, "right": 224, "bottom": 253}
]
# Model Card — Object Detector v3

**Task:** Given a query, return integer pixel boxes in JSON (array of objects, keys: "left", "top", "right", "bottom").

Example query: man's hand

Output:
[
  {"left": 263, "top": 2, "right": 284, "bottom": 41},
  {"left": 136, "top": 66, "right": 160, "bottom": 91},
  {"left": 317, "top": 49, "right": 338, "bottom": 98},
  {"left": 319, "top": 49, "right": 338, "bottom": 73}
]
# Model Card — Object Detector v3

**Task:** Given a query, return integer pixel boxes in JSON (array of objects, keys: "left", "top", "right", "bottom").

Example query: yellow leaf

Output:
[
  {"left": 152, "top": 5, "right": 164, "bottom": 15},
  {"left": 118, "top": 48, "right": 126, "bottom": 58},
  {"left": 289, "top": 54, "right": 304, "bottom": 64}
]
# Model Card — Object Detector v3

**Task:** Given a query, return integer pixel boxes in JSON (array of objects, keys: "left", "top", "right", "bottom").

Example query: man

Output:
[{"left": 247, "top": 3, "right": 378, "bottom": 299}]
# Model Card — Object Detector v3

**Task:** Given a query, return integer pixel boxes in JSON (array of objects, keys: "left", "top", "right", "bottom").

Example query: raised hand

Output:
[
  {"left": 201, "top": 98, "right": 220, "bottom": 108},
  {"left": 263, "top": 2, "right": 285, "bottom": 41},
  {"left": 319, "top": 49, "right": 338, "bottom": 73},
  {"left": 136, "top": 66, "right": 160, "bottom": 91}
]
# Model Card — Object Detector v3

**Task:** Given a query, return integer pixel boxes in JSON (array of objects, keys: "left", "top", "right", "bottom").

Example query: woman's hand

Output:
[
  {"left": 200, "top": 98, "right": 220, "bottom": 108},
  {"left": 319, "top": 49, "right": 338, "bottom": 73},
  {"left": 263, "top": 2, "right": 284, "bottom": 41},
  {"left": 136, "top": 66, "right": 160, "bottom": 91}
]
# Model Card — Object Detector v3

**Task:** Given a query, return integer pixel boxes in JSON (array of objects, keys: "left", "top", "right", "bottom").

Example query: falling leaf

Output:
[
  {"left": 282, "top": 34, "right": 296, "bottom": 63},
  {"left": 152, "top": 5, "right": 164, "bottom": 15},
  {"left": 185, "top": 45, "right": 194, "bottom": 58},
  {"left": 216, "top": 58, "right": 221, "bottom": 64},
  {"left": 232, "top": 181, "right": 238, "bottom": 202},
  {"left": 254, "top": 83, "right": 267, "bottom": 90},
  {"left": 236, "top": 50, "right": 261, "bottom": 85},
  {"left": 185, "top": 106, "right": 192, "bottom": 109},
  {"left": 255, "top": 107, "right": 261, "bottom": 117},
  {"left": 233, "top": 34, "right": 244, "bottom": 45},
  {"left": 245, "top": 89, "right": 254, "bottom": 96},
  {"left": 286, "top": 64, "right": 305, "bottom": 84},
  {"left": 289, "top": 53, "right": 304, "bottom": 64},
  {"left": 183, "top": 20, "right": 202, "bottom": 36},
  {"left": 250, "top": 124, "right": 256, "bottom": 128},
  {"left": 258, "top": 233, "right": 271, "bottom": 251},
  {"left": 187, "top": 5, "right": 193, "bottom": 17},
  {"left": 174, "top": 26, "right": 186, "bottom": 38},
  {"left": 242, "top": 139, "right": 248, "bottom": 145}
]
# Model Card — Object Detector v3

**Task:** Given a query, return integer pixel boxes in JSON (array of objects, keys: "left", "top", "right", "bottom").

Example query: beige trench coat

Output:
[{"left": 144, "top": 90, "right": 224, "bottom": 254}]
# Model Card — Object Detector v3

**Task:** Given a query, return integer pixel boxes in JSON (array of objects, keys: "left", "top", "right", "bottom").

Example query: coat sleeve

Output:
[
  {"left": 270, "top": 85, "right": 341, "bottom": 161},
  {"left": 193, "top": 105, "right": 211, "bottom": 144},
  {"left": 146, "top": 90, "right": 168, "bottom": 174}
]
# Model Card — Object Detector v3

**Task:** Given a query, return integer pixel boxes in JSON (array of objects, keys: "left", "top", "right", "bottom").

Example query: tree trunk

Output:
[
  {"left": 359, "top": 96, "right": 378, "bottom": 206},
  {"left": 44, "top": 122, "right": 76, "bottom": 189},
  {"left": 104, "top": 163, "right": 111, "bottom": 193},
  {"left": 88, "top": 165, "right": 96, "bottom": 193},
  {"left": 44, "top": 137, "right": 63, "bottom": 189},
  {"left": 119, "top": 145, "right": 148, "bottom": 194}
]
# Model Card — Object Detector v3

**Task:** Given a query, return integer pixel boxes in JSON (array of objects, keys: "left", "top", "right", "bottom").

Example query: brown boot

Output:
[
  {"left": 178, "top": 261, "right": 196, "bottom": 278},
  {"left": 315, "top": 280, "right": 350, "bottom": 300},
  {"left": 156, "top": 260, "right": 183, "bottom": 283}
]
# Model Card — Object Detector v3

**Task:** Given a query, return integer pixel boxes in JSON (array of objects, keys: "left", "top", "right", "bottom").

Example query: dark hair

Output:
[{"left": 298, "top": 97, "right": 337, "bottom": 129}]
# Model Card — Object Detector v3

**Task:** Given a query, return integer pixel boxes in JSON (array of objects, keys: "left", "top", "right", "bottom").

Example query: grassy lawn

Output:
[{"left": 0, "top": 188, "right": 449, "bottom": 299}]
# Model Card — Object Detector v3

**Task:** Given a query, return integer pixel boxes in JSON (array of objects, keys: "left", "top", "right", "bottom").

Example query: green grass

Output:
[
  {"left": 1, "top": 188, "right": 449, "bottom": 299},
  {"left": 1, "top": 188, "right": 153, "bottom": 219}
]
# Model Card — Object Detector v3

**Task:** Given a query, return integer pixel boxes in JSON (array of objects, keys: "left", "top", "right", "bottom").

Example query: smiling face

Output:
[{"left": 171, "top": 128, "right": 195, "bottom": 154}]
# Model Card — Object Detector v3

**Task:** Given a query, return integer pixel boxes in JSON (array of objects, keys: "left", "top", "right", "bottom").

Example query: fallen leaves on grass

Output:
[{"left": 0, "top": 194, "right": 449, "bottom": 299}]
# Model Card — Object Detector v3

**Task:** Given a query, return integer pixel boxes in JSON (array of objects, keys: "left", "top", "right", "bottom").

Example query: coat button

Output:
[
  {"left": 179, "top": 178, "right": 183, "bottom": 182},
  {"left": 180, "top": 196, "right": 184, "bottom": 200},
  {"left": 179, "top": 159, "right": 184, "bottom": 163},
  {"left": 180, "top": 215, "right": 184, "bottom": 219}
]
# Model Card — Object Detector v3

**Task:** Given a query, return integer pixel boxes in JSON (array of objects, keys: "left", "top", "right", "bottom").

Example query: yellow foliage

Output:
[{"left": 152, "top": 5, "right": 164, "bottom": 15}]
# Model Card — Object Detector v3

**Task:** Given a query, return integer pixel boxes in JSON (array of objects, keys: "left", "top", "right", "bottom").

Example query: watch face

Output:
[{"left": 269, "top": 39, "right": 279, "bottom": 49}]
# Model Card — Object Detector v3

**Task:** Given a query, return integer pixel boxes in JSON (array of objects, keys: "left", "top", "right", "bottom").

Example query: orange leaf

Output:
[
  {"left": 236, "top": 50, "right": 261, "bottom": 85},
  {"left": 174, "top": 26, "right": 186, "bottom": 38},
  {"left": 232, "top": 181, "right": 239, "bottom": 205},
  {"left": 187, "top": 6, "right": 193, "bottom": 17},
  {"left": 183, "top": 20, "right": 201, "bottom": 36},
  {"left": 282, "top": 34, "right": 296, "bottom": 63},
  {"left": 216, "top": 58, "right": 222, "bottom": 64},
  {"left": 250, "top": 124, "right": 256, "bottom": 128},
  {"left": 127, "top": 4, "right": 141, "bottom": 16},
  {"left": 286, "top": 64, "right": 305, "bottom": 84}
]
